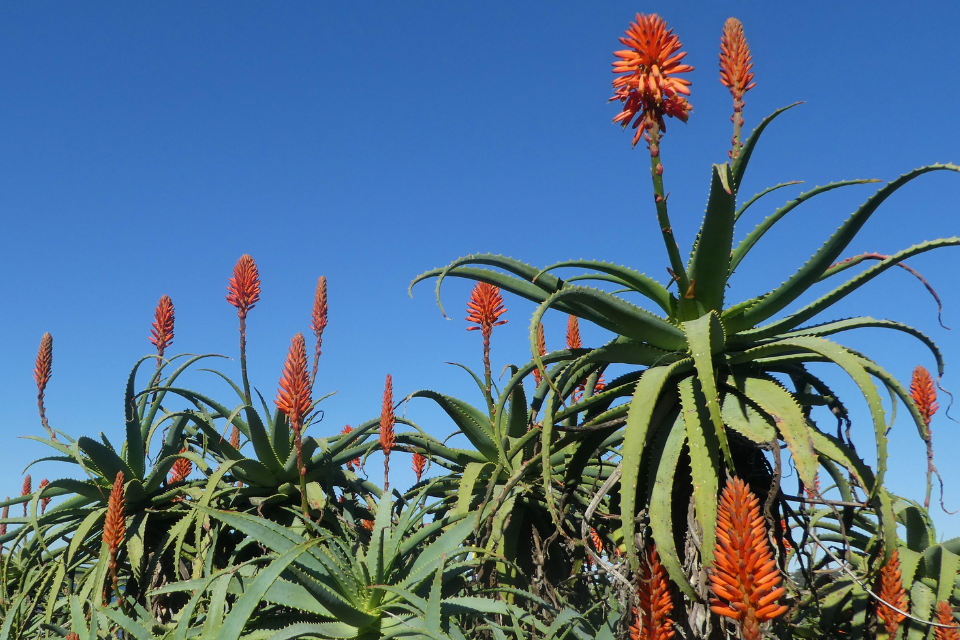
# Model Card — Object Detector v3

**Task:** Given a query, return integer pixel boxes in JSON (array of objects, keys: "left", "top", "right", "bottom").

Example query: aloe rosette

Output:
[{"left": 412, "top": 20, "right": 958, "bottom": 600}]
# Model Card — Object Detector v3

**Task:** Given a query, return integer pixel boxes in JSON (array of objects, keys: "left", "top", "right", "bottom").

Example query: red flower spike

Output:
[
  {"left": 611, "top": 14, "right": 693, "bottom": 146},
  {"left": 465, "top": 283, "right": 507, "bottom": 337},
  {"left": 169, "top": 448, "right": 193, "bottom": 484},
  {"left": 719, "top": 18, "right": 756, "bottom": 103},
  {"left": 566, "top": 315, "right": 582, "bottom": 350},
  {"left": 149, "top": 295, "right": 175, "bottom": 359},
  {"left": 533, "top": 323, "right": 546, "bottom": 386},
  {"left": 631, "top": 545, "right": 675, "bottom": 640},
  {"left": 103, "top": 471, "right": 126, "bottom": 605},
  {"left": 20, "top": 475, "right": 31, "bottom": 517},
  {"left": 877, "top": 549, "right": 909, "bottom": 636},
  {"left": 341, "top": 425, "right": 361, "bottom": 470},
  {"left": 275, "top": 334, "right": 312, "bottom": 433},
  {"left": 935, "top": 601, "right": 960, "bottom": 640},
  {"left": 34, "top": 333, "right": 53, "bottom": 434},
  {"left": 412, "top": 452, "right": 427, "bottom": 483},
  {"left": 910, "top": 365, "right": 938, "bottom": 428},
  {"left": 710, "top": 477, "right": 788, "bottom": 640},
  {"left": 380, "top": 375, "right": 396, "bottom": 455},
  {"left": 226, "top": 255, "right": 261, "bottom": 320},
  {"left": 38, "top": 479, "right": 50, "bottom": 515}
]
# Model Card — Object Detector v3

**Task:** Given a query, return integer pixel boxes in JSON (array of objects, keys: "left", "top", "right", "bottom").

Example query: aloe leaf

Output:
[
  {"left": 682, "top": 312, "right": 734, "bottom": 469},
  {"left": 739, "top": 238, "right": 960, "bottom": 340},
  {"left": 730, "top": 375, "right": 818, "bottom": 487},
  {"left": 620, "top": 359, "right": 691, "bottom": 572},
  {"left": 243, "top": 405, "right": 283, "bottom": 473},
  {"left": 726, "top": 165, "right": 960, "bottom": 333},
  {"left": 455, "top": 463, "right": 493, "bottom": 516},
  {"left": 686, "top": 164, "right": 736, "bottom": 313},
  {"left": 731, "top": 102, "right": 802, "bottom": 191},
  {"left": 907, "top": 581, "right": 935, "bottom": 640},
  {"left": 218, "top": 540, "right": 328, "bottom": 640},
  {"left": 529, "top": 286, "right": 687, "bottom": 353},
  {"left": 731, "top": 336, "right": 886, "bottom": 499},
  {"left": 77, "top": 437, "right": 136, "bottom": 483},
  {"left": 720, "top": 388, "right": 775, "bottom": 443},
  {"left": 263, "top": 578, "right": 337, "bottom": 618},
  {"left": 408, "top": 391, "right": 498, "bottom": 462},
  {"left": 123, "top": 361, "right": 146, "bottom": 480},
  {"left": 648, "top": 414, "right": 696, "bottom": 598},
  {"left": 267, "top": 622, "right": 359, "bottom": 639},
  {"left": 533, "top": 260, "right": 673, "bottom": 315},
  {"left": 678, "top": 376, "right": 719, "bottom": 567},
  {"left": 404, "top": 518, "right": 475, "bottom": 588},
  {"left": 730, "top": 179, "right": 881, "bottom": 275},
  {"left": 734, "top": 181, "right": 803, "bottom": 221}
]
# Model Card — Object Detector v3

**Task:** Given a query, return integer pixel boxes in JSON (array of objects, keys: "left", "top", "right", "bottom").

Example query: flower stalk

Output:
[
  {"left": 465, "top": 282, "right": 507, "bottom": 419},
  {"left": 380, "top": 374, "right": 396, "bottom": 492},
  {"left": 910, "top": 365, "right": 939, "bottom": 509},
  {"left": 275, "top": 333, "right": 312, "bottom": 514},
  {"left": 33, "top": 333, "right": 55, "bottom": 440},
  {"left": 310, "top": 276, "right": 328, "bottom": 390},
  {"left": 533, "top": 322, "right": 546, "bottom": 386},
  {"left": 227, "top": 255, "right": 261, "bottom": 407}
]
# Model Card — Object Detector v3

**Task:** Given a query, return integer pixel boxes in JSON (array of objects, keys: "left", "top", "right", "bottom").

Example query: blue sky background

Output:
[{"left": 2, "top": 2, "right": 960, "bottom": 536}]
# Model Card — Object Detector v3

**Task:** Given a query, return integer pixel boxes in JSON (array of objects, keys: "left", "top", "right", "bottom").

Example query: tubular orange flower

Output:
[
  {"left": 362, "top": 518, "right": 375, "bottom": 531},
  {"left": 590, "top": 528, "right": 604, "bottom": 554},
  {"left": 719, "top": 18, "right": 755, "bottom": 103},
  {"left": 149, "top": 295, "right": 175, "bottom": 361},
  {"left": 911, "top": 365, "right": 938, "bottom": 427},
  {"left": 34, "top": 333, "right": 53, "bottom": 437},
  {"left": 412, "top": 452, "right": 427, "bottom": 483},
  {"left": 38, "top": 479, "right": 50, "bottom": 515},
  {"left": 935, "top": 601, "right": 960, "bottom": 640},
  {"left": 710, "top": 477, "right": 787, "bottom": 640},
  {"left": 310, "top": 276, "right": 328, "bottom": 384},
  {"left": 168, "top": 448, "right": 193, "bottom": 484},
  {"left": 226, "top": 255, "right": 261, "bottom": 319},
  {"left": 566, "top": 315, "right": 582, "bottom": 350},
  {"left": 611, "top": 13, "right": 693, "bottom": 146},
  {"left": 21, "top": 476, "right": 31, "bottom": 517},
  {"left": 276, "top": 333, "right": 312, "bottom": 434},
  {"left": 877, "top": 549, "right": 909, "bottom": 636},
  {"left": 381, "top": 375, "right": 396, "bottom": 491},
  {"left": 533, "top": 322, "right": 547, "bottom": 385},
  {"left": 631, "top": 545, "right": 675, "bottom": 640},
  {"left": 465, "top": 282, "right": 507, "bottom": 336}
]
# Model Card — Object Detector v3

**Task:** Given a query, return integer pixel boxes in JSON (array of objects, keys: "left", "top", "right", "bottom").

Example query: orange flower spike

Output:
[
  {"left": 877, "top": 549, "right": 909, "bottom": 636},
  {"left": 412, "top": 452, "right": 427, "bottom": 483},
  {"left": 38, "top": 479, "right": 50, "bottom": 515},
  {"left": 634, "top": 545, "right": 675, "bottom": 640},
  {"left": 34, "top": 333, "right": 54, "bottom": 437},
  {"left": 276, "top": 334, "right": 312, "bottom": 434},
  {"left": 380, "top": 375, "right": 396, "bottom": 491},
  {"left": 226, "top": 255, "right": 261, "bottom": 320},
  {"left": 910, "top": 365, "right": 938, "bottom": 428},
  {"left": 362, "top": 518, "right": 375, "bottom": 531},
  {"left": 589, "top": 527, "right": 603, "bottom": 553},
  {"left": 20, "top": 475, "right": 31, "bottom": 517},
  {"left": 103, "top": 471, "right": 126, "bottom": 604},
  {"left": 149, "top": 295, "right": 175, "bottom": 361},
  {"left": 168, "top": 447, "right": 193, "bottom": 484},
  {"left": 566, "top": 315, "right": 582, "bottom": 350},
  {"left": 230, "top": 425, "right": 241, "bottom": 450},
  {"left": 710, "top": 477, "right": 788, "bottom": 640},
  {"left": 309, "top": 276, "right": 328, "bottom": 384},
  {"left": 935, "top": 601, "right": 960, "bottom": 640},
  {"left": 533, "top": 322, "right": 546, "bottom": 386},
  {"left": 611, "top": 13, "right": 693, "bottom": 146},
  {"left": 719, "top": 18, "right": 755, "bottom": 102},
  {"left": 465, "top": 282, "right": 507, "bottom": 336}
]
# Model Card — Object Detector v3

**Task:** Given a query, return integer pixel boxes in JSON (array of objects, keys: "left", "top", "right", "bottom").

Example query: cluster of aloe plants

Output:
[{"left": 3, "top": 12, "right": 960, "bottom": 640}]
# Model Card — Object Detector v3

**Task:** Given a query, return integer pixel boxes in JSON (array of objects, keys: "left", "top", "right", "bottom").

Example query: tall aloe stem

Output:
[
  {"left": 239, "top": 316, "right": 251, "bottom": 406},
  {"left": 647, "top": 123, "right": 690, "bottom": 299}
]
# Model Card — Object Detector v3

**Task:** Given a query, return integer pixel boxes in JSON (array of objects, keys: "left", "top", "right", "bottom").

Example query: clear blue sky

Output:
[{"left": 2, "top": 2, "right": 960, "bottom": 536}]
